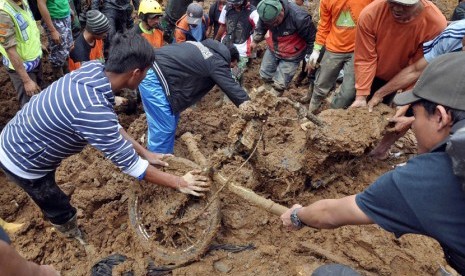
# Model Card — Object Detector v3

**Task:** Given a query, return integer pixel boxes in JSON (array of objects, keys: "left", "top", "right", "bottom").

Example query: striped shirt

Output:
[
  {"left": 423, "top": 19, "right": 465, "bottom": 63},
  {"left": 0, "top": 61, "right": 148, "bottom": 179}
]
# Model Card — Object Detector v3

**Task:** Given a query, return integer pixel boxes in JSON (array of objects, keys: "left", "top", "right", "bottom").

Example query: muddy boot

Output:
[
  {"left": 299, "top": 82, "right": 314, "bottom": 103},
  {"left": 51, "top": 66, "right": 64, "bottom": 81},
  {"left": 308, "top": 97, "right": 321, "bottom": 115},
  {"left": 52, "top": 214, "right": 82, "bottom": 239}
]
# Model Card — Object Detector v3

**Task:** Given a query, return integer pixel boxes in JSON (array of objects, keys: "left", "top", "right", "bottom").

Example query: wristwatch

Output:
[{"left": 290, "top": 207, "right": 304, "bottom": 229}]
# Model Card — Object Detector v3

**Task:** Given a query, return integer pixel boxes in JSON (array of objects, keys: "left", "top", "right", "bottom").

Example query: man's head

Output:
[
  {"left": 186, "top": 2, "right": 203, "bottom": 28},
  {"left": 138, "top": 0, "right": 163, "bottom": 29},
  {"left": 85, "top": 10, "right": 110, "bottom": 39},
  {"left": 394, "top": 52, "right": 465, "bottom": 153},
  {"left": 105, "top": 33, "right": 156, "bottom": 90},
  {"left": 386, "top": 0, "right": 423, "bottom": 23},
  {"left": 257, "top": 0, "right": 285, "bottom": 27}
]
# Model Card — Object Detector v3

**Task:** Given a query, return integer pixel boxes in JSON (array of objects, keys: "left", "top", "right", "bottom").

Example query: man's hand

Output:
[
  {"left": 307, "top": 50, "right": 320, "bottom": 70},
  {"left": 367, "top": 93, "right": 383, "bottom": 112},
  {"left": 144, "top": 152, "right": 173, "bottom": 167},
  {"left": 386, "top": 116, "right": 414, "bottom": 134},
  {"left": 24, "top": 79, "right": 41, "bottom": 96},
  {"left": 178, "top": 170, "right": 210, "bottom": 197},
  {"left": 280, "top": 204, "right": 303, "bottom": 230},
  {"left": 350, "top": 96, "right": 367, "bottom": 108},
  {"left": 50, "top": 29, "right": 62, "bottom": 45},
  {"left": 37, "top": 264, "right": 60, "bottom": 276}
]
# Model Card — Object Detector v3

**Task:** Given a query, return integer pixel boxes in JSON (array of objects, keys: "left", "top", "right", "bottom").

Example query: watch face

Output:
[{"left": 291, "top": 209, "right": 302, "bottom": 228}]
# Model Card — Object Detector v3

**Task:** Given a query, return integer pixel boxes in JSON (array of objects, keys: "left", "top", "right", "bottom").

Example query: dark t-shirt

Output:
[
  {"left": 69, "top": 33, "right": 92, "bottom": 63},
  {"left": 356, "top": 151, "right": 465, "bottom": 274}
]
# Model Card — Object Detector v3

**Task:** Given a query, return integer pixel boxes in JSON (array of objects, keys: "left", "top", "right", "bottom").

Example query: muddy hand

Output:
[
  {"left": 24, "top": 79, "right": 40, "bottom": 97},
  {"left": 386, "top": 116, "right": 414, "bottom": 134},
  {"left": 144, "top": 152, "right": 173, "bottom": 167},
  {"left": 178, "top": 170, "right": 210, "bottom": 197},
  {"left": 0, "top": 218, "right": 24, "bottom": 233},
  {"left": 367, "top": 94, "right": 383, "bottom": 112},
  {"left": 350, "top": 96, "right": 367, "bottom": 108},
  {"left": 280, "top": 204, "right": 303, "bottom": 231},
  {"left": 38, "top": 264, "right": 61, "bottom": 276}
]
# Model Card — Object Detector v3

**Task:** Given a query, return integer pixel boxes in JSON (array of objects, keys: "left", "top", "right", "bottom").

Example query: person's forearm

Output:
[
  {"left": 144, "top": 165, "right": 180, "bottom": 189},
  {"left": 0, "top": 241, "right": 45, "bottom": 276},
  {"left": 298, "top": 199, "right": 341, "bottom": 229},
  {"left": 214, "top": 24, "right": 226, "bottom": 41},
  {"left": 5, "top": 47, "right": 33, "bottom": 84},
  {"left": 298, "top": 195, "right": 372, "bottom": 229},
  {"left": 38, "top": 0, "right": 57, "bottom": 33},
  {"left": 374, "top": 64, "right": 423, "bottom": 98},
  {"left": 119, "top": 128, "right": 148, "bottom": 158}
]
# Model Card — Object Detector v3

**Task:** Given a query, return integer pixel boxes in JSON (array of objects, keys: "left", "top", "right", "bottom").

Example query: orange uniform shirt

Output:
[
  {"left": 354, "top": 0, "right": 446, "bottom": 96},
  {"left": 68, "top": 39, "right": 104, "bottom": 71},
  {"left": 315, "top": 0, "right": 373, "bottom": 53}
]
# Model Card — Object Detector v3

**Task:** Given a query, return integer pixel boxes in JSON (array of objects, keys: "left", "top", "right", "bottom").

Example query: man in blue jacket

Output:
[{"left": 139, "top": 39, "right": 250, "bottom": 153}]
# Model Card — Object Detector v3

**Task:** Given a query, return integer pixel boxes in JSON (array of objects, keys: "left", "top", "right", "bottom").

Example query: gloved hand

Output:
[
  {"left": 307, "top": 50, "right": 320, "bottom": 69},
  {"left": 178, "top": 170, "right": 210, "bottom": 197}
]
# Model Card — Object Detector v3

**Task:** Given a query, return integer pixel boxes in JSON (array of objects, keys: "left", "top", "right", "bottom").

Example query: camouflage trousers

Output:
[{"left": 42, "top": 16, "right": 73, "bottom": 68}]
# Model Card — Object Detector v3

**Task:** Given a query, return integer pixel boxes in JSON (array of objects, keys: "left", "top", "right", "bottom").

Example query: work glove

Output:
[{"left": 307, "top": 50, "right": 320, "bottom": 69}]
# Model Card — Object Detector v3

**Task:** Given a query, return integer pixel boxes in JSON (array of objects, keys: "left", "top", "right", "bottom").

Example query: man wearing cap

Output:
[
  {"left": 139, "top": 39, "right": 250, "bottom": 154},
  {"left": 0, "top": 33, "right": 209, "bottom": 240},
  {"left": 251, "top": 0, "right": 316, "bottom": 96},
  {"left": 68, "top": 10, "right": 110, "bottom": 71},
  {"left": 280, "top": 52, "right": 465, "bottom": 274},
  {"left": 0, "top": 0, "right": 43, "bottom": 108},
  {"left": 174, "top": 2, "right": 209, "bottom": 43},
  {"left": 349, "top": 0, "right": 446, "bottom": 108},
  {"left": 161, "top": 0, "right": 204, "bottom": 43}
]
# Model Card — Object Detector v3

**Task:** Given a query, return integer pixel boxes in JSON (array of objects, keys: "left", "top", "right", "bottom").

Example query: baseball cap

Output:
[
  {"left": 257, "top": 0, "right": 283, "bottom": 22},
  {"left": 388, "top": 0, "right": 419, "bottom": 5},
  {"left": 186, "top": 3, "right": 203, "bottom": 25},
  {"left": 393, "top": 52, "right": 465, "bottom": 111}
]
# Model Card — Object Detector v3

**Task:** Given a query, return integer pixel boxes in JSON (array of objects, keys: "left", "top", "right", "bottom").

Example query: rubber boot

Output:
[
  {"left": 52, "top": 214, "right": 82, "bottom": 239},
  {"left": 308, "top": 97, "right": 321, "bottom": 115},
  {"left": 299, "top": 81, "right": 314, "bottom": 103}
]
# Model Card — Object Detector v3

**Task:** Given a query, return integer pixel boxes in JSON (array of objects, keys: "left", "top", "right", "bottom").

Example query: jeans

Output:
[
  {"left": 259, "top": 49, "right": 300, "bottom": 91},
  {"left": 0, "top": 161, "right": 76, "bottom": 225},
  {"left": 312, "top": 50, "right": 355, "bottom": 109}
]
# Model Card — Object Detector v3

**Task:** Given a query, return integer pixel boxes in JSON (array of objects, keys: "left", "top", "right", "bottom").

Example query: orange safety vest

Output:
[
  {"left": 68, "top": 39, "right": 105, "bottom": 71},
  {"left": 141, "top": 29, "right": 164, "bottom": 48}
]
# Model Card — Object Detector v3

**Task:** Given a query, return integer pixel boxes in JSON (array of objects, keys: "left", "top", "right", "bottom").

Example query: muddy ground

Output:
[{"left": 0, "top": 1, "right": 459, "bottom": 275}]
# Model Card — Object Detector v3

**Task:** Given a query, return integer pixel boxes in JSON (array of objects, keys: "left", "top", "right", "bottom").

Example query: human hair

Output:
[
  {"left": 105, "top": 32, "right": 155, "bottom": 73},
  {"left": 418, "top": 99, "right": 465, "bottom": 125},
  {"left": 228, "top": 45, "right": 239, "bottom": 63}
]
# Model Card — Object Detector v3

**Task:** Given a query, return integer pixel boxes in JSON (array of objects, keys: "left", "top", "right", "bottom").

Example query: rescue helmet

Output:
[{"left": 138, "top": 0, "right": 163, "bottom": 17}]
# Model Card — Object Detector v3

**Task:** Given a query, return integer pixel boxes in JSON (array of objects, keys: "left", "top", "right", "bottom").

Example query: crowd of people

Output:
[{"left": 0, "top": 0, "right": 465, "bottom": 274}]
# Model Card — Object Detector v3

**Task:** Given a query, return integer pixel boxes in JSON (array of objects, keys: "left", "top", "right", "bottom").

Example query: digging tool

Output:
[{"left": 0, "top": 218, "right": 24, "bottom": 234}]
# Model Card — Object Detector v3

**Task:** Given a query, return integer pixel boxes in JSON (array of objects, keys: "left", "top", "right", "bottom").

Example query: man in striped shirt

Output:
[{"left": 0, "top": 33, "right": 209, "bottom": 239}]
